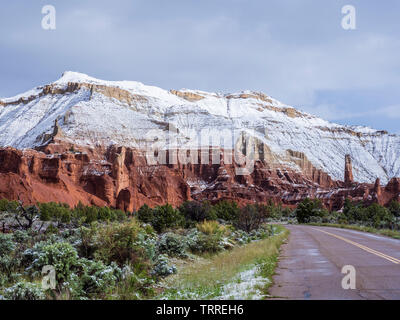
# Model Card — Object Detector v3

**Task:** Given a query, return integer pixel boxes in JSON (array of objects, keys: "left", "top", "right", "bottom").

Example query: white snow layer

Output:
[
  {"left": 0, "top": 71, "right": 399, "bottom": 184},
  {"left": 216, "top": 266, "right": 269, "bottom": 300}
]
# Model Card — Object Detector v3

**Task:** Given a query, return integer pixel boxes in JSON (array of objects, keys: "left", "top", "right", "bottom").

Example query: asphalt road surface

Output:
[{"left": 270, "top": 225, "right": 400, "bottom": 300}]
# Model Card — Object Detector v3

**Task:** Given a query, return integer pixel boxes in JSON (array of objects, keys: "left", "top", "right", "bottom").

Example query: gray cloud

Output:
[{"left": 0, "top": 0, "right": 399, "bottom": 133}]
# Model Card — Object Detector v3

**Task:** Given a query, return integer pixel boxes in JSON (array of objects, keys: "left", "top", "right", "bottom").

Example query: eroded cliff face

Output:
[
  {"left": 2, "top": 71, "right": 400, "bottom": 184},
  {"left": 1, "top": 144, "right": 398, "bottom": 211},
  {"left": 1, "top": 72, "right": 399, "bottom": 210},
  {"left": 0, "top": 146, "right": 190, "bottom": 211}
]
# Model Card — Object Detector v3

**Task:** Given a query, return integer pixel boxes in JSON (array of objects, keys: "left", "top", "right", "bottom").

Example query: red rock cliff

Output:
[{"left": 0, "top": 145, "right": 398, "bottom": 211}]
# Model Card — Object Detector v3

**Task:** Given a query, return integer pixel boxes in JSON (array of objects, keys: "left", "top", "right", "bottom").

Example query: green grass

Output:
[
  {"left": 307, "top": 223, "right": 400, "bottom": 239},
  {"left": 158, "top": 225, "right": 289, "bottom": 300},
  {"left": 257, "top": 254, "right": 279, "bottom": 295}
]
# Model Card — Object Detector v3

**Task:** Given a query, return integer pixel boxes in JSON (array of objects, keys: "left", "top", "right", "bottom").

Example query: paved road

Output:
[{"left": 270, "top": 225, "right": 400, "bottom": 300}]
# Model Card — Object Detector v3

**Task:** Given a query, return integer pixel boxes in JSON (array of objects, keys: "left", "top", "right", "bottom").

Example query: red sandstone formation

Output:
[
  {"left": 344, "top": 154, "right": 354, "bottom": 187},
  {"left": 0, "top": 144, "right": 399, "bottom": 212}
]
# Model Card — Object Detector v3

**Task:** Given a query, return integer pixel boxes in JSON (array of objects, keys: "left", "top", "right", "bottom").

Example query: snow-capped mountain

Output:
[{"left": 1, "top": 71, "right": 399, "bottom": 184}]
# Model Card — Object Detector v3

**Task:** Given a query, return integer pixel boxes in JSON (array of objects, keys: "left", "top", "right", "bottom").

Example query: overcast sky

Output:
[{"left": 1, "top": 0, "right": 399, "bottom": 133}]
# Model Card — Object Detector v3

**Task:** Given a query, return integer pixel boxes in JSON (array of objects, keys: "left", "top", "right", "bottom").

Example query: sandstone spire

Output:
[
  {"left": 374, "top": 178, "right": 381, "bottom": 196},
  {"left": 344, "top": 154, "right": 354, "bottom": 186}
]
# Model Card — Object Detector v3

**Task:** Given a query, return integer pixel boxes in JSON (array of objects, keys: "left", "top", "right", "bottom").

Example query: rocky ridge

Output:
[{"left": 0, "top": 72, "right": 399, "bottom": 210}]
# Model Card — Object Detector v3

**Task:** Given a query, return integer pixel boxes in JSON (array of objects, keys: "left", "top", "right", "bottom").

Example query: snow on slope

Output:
[{"left": 0, "top": 71, "right": 399, "bottom": 184}]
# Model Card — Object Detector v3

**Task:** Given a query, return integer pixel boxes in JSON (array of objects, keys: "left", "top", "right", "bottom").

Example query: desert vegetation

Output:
[
  {"left": 295, "top": 198, "right": 400, "bottom": 232},
  {"left": 1, "top": 196, "right": 398, "bottom": 300},
  {"left": 294, "top": 198, "right": 400, "bottom": 239},
  {"left": 0, "top": 199, "right": 287, "bottom": 300}
]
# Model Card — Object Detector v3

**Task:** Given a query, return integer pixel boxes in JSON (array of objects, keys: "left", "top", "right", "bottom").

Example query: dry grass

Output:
[
  {"left": 160, "top": 225, "right": 289, "bottom": 299},
  {"left": 195, "top": 220, "right": 230, "bottom": 235}
]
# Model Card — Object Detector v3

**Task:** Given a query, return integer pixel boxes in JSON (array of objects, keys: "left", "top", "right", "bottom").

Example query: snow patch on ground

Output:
[{"left": 216, "top": 266, "right": 269, "bottom": 300}]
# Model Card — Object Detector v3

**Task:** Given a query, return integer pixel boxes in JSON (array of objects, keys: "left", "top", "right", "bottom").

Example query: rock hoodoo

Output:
[{"left": 344, "top": 154, "right": 354, "bottom": 187}]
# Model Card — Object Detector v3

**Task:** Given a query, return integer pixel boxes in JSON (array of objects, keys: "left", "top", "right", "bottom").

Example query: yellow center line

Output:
[{"left": 311, "top": 228, "right": 400, "bottom": 265}]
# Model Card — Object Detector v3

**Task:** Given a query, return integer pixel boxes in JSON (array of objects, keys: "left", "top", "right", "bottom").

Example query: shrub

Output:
[
  {"left": 213, "top": 200, "right": 240, "bottom": 222},
  {"left": 389, "top": 201, "right": 400, "bottom": 218},
  {"left": 0, "top": 199, "right": 8, "bottom": 212},
  {"left": 78, "top": 226, "right": 98, "bottom": 258},
  {"left": 196, "top": 220, "right": 228, "bottom": 236},
  {"left": 151, "top": 204, "right": 184, "bottom": 233},
  {"left": 112, "top": 268, "right": 155, "bottom": 299},
  {"left": 97, "top": 207, "right": 112, "bottom": 221},
  {"left": 0, "top": 234, "right": 20, "bottom": 279},
  {"left": 157, "top": 232, "right": 188, "bottom": 258},
  {"left": 0, "top": 199, "right": 19, "bottom": 213},
  {"left": 364, "top": 203, "right": 393, "bottom": 228},
  {"left": 45, "top": 224, "right": 59, "bottom": 234},
  {"left": 79, "top": 259, "right": 122, "bottom": 298},
  {"left": 39, "top": 202, "right": 70, "bottom": 223},
  {"left": 187, "top": 229, "right": 223, "bottom": 254},
  {"left": 235, "top": 204, "right": 267, "bottom": 232},
  {"left": 231, "top": 229, "right": 252, "bottom": 245},
  {"left": 3, "top": 281, "right": 45, "bottom": 300},
  {"left": 309, "top": 216, "right": 323, "bottom": 223},
  {"left": 0, "top": 273, "right": 7, "bottom": 288},
  {"left": 12, "top": 230, "right": 30, "bottom": 243},
  {"left": 151, "top": 254, "right": 177, "bottom": 277},
  {"left": 343, "top": 199, "right": 367, "bottom": 224},
  {"left": 230, "top": 225, "right": 271, "bottom": 245},
  {"left": 70, "top": 203, "right": 126, "bottom": 224},
  {"left": 94, "top": 219, "right": 154, "bottom": 271},
  {"left": 137, "top": 204, "right": 154, "bottom": 224},
  {"left": 25, "top": 241, "right": 80, "bottom": 285},
  {"left": 113, "top": 209, "right": 126, "bottom": 222},
  {"left": 85, "top": 206, "right": 99, "bottom": 224},
  {"left": 248, "top": 227, "right": 270, "bottom": 240},
  {"left": 13, "top": 205, "right": 39, "bottom": 230},
  {"left": 192, "top": 234, "right": 223, "bottom": 254},
  {"left": 72, "top": 201, "right": 87, "bottom": 222},
  {"left": 0, "top": 233, "right": 15, "bottom": 256},
  {"left": 134, "top": 227, "right": 158, "bottom": 263},
  {"left": 179, "top": 201, "right": 217, "bottom": 226},
  {"left": 296, "top": 198, "right": 324, "bottom": 223},
  {"left": 342, "top": 199, "right": 394, "bottom": 228},
  {"left": 0, "top": 255, "right": 19, "bottom": 279}
]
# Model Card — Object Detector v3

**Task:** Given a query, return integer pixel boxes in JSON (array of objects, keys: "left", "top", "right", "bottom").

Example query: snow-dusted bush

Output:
[
  {"left": 0, "top": 254, "right": 20, "bottom": 276},
  {"left": 309, "top": 216, "right": 323, "bottom": 223},
  {"left": 3, "top": 281, "right": 45, "bottom": 300},
  {"left": 151, "top": 254, "right": 176, "bottom": 277},
  {"left": 248, "top": 228, "right": 267, "bottom": 240},
  {"left": 230, "top": 230, "right": 252, "bottom": 245},
  {"left": 79, "top": 259, "right": 122, "bottom": 297},
  {"left": 157, "top": 232, "right": 188, "bottom": 258},
  {"left": 12, "top": 230, "right": 30, "bottom": 243},
  {"left": 94, "top": 219, "right": 157, "bottom": 267},
  {"left": 134, "top": 227, "right": 158, "bottom": 263},
  {"left": 25, "top": 241, "right": 80, "bottom": 285},
  {"left": 0, "top": 233, "right": 15, "bottom": 256},
  {"left": 229, "top": 225, "right": 273, "bottom": 245},
  {"left": 187, "top": 229, "right": 224, "bottom": 254}
]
